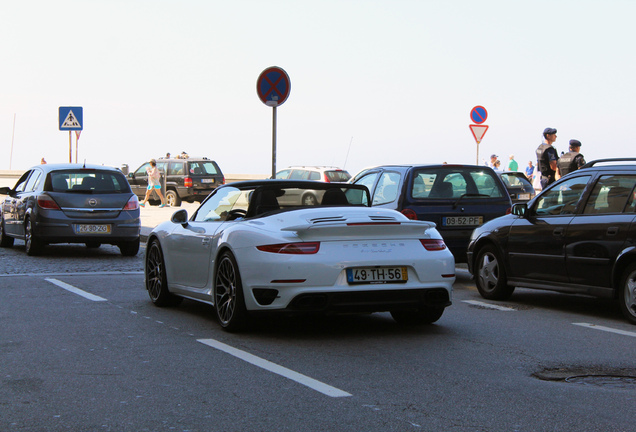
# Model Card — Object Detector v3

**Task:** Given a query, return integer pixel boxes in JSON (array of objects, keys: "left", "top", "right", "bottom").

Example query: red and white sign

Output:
[{"left": 469, "top": 124, "right": 489, "bottom": 144}]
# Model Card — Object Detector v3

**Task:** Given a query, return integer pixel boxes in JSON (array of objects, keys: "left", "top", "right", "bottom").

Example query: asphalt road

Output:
[{"left": 1, "top": 239, "right": 635, "bottom": 431}]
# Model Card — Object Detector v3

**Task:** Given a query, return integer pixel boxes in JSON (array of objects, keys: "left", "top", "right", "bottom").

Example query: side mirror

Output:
[
  {"left": 512, "top": 203, "right": 527, "bottom": 217},
  {"left": 0, "top": 186, "right": 11, "bottom": 195},
  {"left": 171, "top": 209, "right": 188, "bottom": 226},
  {"left": 128, "top": 172, "right": 134, "bottom": 178}
]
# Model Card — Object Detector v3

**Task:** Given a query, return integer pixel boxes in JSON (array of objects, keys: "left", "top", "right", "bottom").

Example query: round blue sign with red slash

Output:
[
  {"left": 470, "top": 106, "right": 488, "bottom": 124},
  {"left": 257, "top": 66, "right": 291, "bottom": 107}
]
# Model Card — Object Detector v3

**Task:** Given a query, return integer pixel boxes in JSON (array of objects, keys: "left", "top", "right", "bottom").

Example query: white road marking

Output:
[
  {"left": 45, "top": 278, "right": 107, "bottom": 302},
  {"left": 198, "top": 338, "right": 352, "bottom": 398},
  {"left": 573, "top": 323, "right": 636, "bottom": 338},
  {"left": 0, "top": 271, "right": 143, "bottom": 278},
  {"left": 462, "top": 300, "right": 516, "bottom": 311}
]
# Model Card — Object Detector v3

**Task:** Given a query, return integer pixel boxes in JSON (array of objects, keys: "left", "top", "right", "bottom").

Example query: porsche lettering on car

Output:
[{"left": 144, "top": 180, "right": 455, "bottom": 331}]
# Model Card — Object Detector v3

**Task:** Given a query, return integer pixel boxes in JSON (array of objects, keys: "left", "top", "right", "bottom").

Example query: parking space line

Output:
[
  {"left": 198, "top": 338, "right": 352, "bottom": 398},
  {"left": 462, "top": 300, "right": 516, "bottom": 311},
  {"left": 45, "top": 278, "right": 107, "bottom": 302},
  {"left": 573, "top": 323, "right": 636, "bottom": 338}
]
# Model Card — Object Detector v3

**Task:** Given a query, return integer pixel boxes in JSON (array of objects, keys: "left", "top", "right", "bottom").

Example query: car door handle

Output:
[
  {"left": 553, "top": 227, "right": 565, "bottom": 237},
  {"left": 607, "top": 226, "right": 619, "bottom": 236}
]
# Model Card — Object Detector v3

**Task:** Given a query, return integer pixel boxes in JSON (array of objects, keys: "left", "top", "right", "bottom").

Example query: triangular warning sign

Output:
[
  {"left": 469, "top": 124, "right": 489, "bottom": 143},
  {"left": 61, "top": 110, "right": 81, "bottom": 128}
]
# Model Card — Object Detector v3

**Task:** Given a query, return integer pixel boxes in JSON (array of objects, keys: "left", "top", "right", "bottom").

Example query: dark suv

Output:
[
  {"left": 128, "top": 158, "right": 224, "bottom": 206},
  {"left": 467, "top": 158, "right": 636, "bottom": 324},
  {"left": 351, "top": 164, "right": 512, "bottom": 262}
]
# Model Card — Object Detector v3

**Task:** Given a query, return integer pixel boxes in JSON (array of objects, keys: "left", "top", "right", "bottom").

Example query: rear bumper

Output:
[{"left": 33, "top": 213, "right": 140, "bottom": 244}]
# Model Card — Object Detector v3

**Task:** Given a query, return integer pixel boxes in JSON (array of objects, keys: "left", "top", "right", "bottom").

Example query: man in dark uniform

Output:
[
  {"left": 557, "top": 139, "right": 586, "bottom": 177},
  {"left": 536, "top": 127, "right": 559, "bottom": 189}
]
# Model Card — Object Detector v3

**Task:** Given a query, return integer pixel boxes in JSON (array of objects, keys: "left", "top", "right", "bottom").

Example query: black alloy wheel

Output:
[
  {"left": 214, "top": 251, "right": 249, "bottom": 332},
  {"left": 145, "top": 239, "right": 182, "bottom": 306}
]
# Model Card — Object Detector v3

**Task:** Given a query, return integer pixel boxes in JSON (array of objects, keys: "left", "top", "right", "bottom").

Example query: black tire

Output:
[
  {"left": 25, "top": 217, "right": 43, "bottom": 256},
  {"left": 166, "top": 189, "right": 181, "bottom": 207},
  {"left": 145, "top": 239, "right": 182, "bottom": 306},
  {"left": 0, "top": 216, "right": 14, "bottom": 248},
  {"left": 618, "top": 263, "right": 636, "bottom": 325},
  {"left": 475, "top": 244, "right": 514, "bottom": 300},
  {"left": 85, "top": 242, "right": 101, "bottom": 249},
  {"left": 391, "top": 307, "right": 445, "bottom": 325},
  {"left": 302, "top": 193, "right": 317, "bottom": 206},
  {"left": 119, "top": 238, "right": 140, "bottom": 256},
  {"left": 214, "top": 251, "right": 249, "bottom": 332}
]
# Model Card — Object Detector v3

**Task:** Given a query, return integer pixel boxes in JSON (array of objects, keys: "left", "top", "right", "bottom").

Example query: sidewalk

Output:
[{"left": 139, "top": 202, "right": 200, "bottom": 242}]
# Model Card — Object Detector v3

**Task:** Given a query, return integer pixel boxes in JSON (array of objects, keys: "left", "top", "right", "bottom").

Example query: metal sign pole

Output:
[
  {"left": 69, "top": 131, "right": 72, "bottom": 163},
  {"left": 272, "top": 106, "right": 277, "bottom": 178},
  {"left": 476, "top": 142, "right": 479, "bottom": 165}
]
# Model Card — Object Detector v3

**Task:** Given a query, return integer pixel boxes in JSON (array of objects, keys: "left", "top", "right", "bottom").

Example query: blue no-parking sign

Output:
[
  {"left": 59, "top": 106, "right": 83, "bottom": 131},
  {"left": 470, "top": 106, "right": 487, "bottom": 124}
]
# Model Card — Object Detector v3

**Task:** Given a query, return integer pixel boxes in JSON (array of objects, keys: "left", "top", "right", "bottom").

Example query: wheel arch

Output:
[
  {"left": 470, "top": 236, "right": 509, "bottom": 275},
  {"left": 612, "top": 246, "right": 636, "bottom": 298}
]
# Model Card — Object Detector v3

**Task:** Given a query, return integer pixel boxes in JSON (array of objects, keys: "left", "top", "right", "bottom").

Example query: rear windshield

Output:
[
  {"left": 48, "top": 170, "right": 130, "bottom": 193},
  {"left": 325, "top": 170, "right": 351, "bottom": 182},
  {"left": 411, "top": 168, "right": 506, "bottom": 199},
  {"left": 188, "top": 161, "right": 220, "bottom": 175}
]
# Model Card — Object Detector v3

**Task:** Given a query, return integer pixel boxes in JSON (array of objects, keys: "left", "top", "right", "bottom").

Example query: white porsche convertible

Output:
[{"left": 145, "top": 180, "right": 455, "bottom": 331}]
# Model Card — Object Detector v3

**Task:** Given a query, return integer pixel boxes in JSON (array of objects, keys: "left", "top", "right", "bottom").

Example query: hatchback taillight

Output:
[
  {"left": 123, "top": 195, "right": 139, "bottom": 210},
  {"left": 257, "top": 242, "right": 321, "bottom": 254},
  {"left": 184, "top": 177, "right": 193, "bottom": 188},
  {"left": 420, "top": 239, "right": 447, "bottom": 251},
  {"left": 37, "top": 195, "right": 60, "bottom": 210}
]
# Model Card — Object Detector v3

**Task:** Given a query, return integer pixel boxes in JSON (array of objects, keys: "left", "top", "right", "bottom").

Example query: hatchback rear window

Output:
[
  {"left": 325, "top": 170, "right": 351, "bottom": 182},
  {"left": 188, "top": 161, "right": 219, "bottom": 175},
  {"left": 48, "top": 170, "right": 129, "bottom": 193},
  {"left": 411, "top": 168, "right": 506, "bottom": 199}
]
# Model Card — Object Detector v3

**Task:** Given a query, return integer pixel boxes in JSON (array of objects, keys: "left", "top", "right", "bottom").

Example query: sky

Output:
[{"left": 1, "top": 0, "right": 635, "bottom": 177}]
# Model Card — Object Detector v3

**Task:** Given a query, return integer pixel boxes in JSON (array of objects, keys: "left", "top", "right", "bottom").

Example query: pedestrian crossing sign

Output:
[{"left": 59, "top": 106, "right": 83, "bottom": 131}]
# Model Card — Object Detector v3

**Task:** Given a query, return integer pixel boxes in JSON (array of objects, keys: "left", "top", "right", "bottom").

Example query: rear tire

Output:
[
  {"left": 0, "top": 216, "right": 14, "bottom": 248},
  {"left": 475, "top": 245, "right": 514, "bottom": 300},
  {"left": 391, "top": 307, "right": 445, "bottom": 325},
  {"left": 214, "top": 251, "right": 249, "bottom": 332},
  {"left": 25, "top": 217, "right": 42, "bottom": 256},
  {"left": 119, "top": 238, "right": 140, "bottom": 256},
  {"left": 145, "top": 239, "right": 182, "bottom": 306},
  {"left": 166, "top": 189, "right": 181, "bottom": 207},
  {"left": 619, "top": 263, "right": 636, "bottom": 325}
]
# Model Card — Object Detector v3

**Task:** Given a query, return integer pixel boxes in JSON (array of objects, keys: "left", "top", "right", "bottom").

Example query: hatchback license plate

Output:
[
  {"left": 346, "top": 267, "right": 408, "bottom": 284},
  {"left": 75, "top": 224, "right": 111, "bottom": 234},
  {"left": 443, "top": 216, "right": 483, "bottom": 226},
  {"left": 518, "top": 193, "right": 530, "bottom": 200}
]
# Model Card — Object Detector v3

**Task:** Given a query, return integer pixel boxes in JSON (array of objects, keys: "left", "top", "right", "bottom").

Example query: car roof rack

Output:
[{"left": 581, "top": 158, "right": 636, "bottom": 169}]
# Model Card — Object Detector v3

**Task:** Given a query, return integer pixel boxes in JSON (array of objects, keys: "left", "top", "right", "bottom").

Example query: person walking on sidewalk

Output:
[{"left": 141, "top": 159, "right": 167, "bottom": 207}]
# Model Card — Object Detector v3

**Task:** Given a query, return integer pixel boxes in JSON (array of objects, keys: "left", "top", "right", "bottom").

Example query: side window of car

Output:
[
  {"left": 583, "top": 175, "right": 636, "bottom": 214},
  {"left": 289, "top": 170, "right": 308, "bottom": 180},
  {"left": 275, "top": 169, "right": 291, "bottom": 179},
  {"left": 534, "top": 176, "right": 591, "bottom": 216},
  {"left": 355, "top": 172, "right": 380, "bottom": 200},
  {"left": 24, "top": 170, "right": 42, "bottom": 192},
  {"left": 135, "top": 163, "right": 150, "bottom": 176},
  {"left": 168, "top": 162, "right": 185, "bottom": 175},
  {"left": 193, "top": 188, "right": 243, "bottom": 222},
  {"left": 13, "top": 171, "right": 32, "bottom": 193},
  {"left": 308, "top": 171, "right": 321, "bottom": 181},
  {"left": 374, "top": 172, "right": 401, "bottom": 205}
]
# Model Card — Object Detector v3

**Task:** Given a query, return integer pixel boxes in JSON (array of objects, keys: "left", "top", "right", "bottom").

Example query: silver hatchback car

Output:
[{"left": 0, "top": 163, "right": 141, "bottom": 256}]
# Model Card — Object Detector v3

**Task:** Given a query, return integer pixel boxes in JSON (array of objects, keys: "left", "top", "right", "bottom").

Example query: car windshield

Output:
[
  {"left": 411, "top": 167, "right": 505, "bottom": 199},
  {"left": 193, "top": 183, "right": 371, "bottom": 222},
  {"left": 48, "top": 170, "right": 129, "bottom": 193}
]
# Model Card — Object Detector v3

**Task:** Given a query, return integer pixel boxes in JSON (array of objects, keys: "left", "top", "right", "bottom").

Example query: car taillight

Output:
[
  {"left": 401, "top": 209, "right": 417, "bottom": 220},
  {"left": 420, "top": 239, "right": 447, "bottom": 251},
  {"left": 123, "top": 195, "right": 139, "bottom": 210},
  {"left": 505, "top": 207, "right": 512, "bottom": 215},
  {"left": 221, "top": 176, "right": 225, "bottom": 185},
  {"left": 323, "top": 174, "right": 331, "bottom": 183},
  {"left": 37, "top": 195, "right": 60, "bottom": 210},
  {"left": 184, "top": 177, "right": 193, "bottom": 188},
  {"left": 257, "top": 242, "right": 321, "bottom": 254}
]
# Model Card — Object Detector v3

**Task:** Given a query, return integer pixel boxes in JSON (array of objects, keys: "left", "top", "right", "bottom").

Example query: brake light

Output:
[
  {"left": 37, "top": 195, "right": 60, "bottom": 210},
  {"left": 420, "top": 239, "right": 447, "bottom": 251},
  {"left": 401, "top": 209, "right": 417, "bottom": 220},
  {"left": 323, "top": 173, "right": 331, "bottom": 183},
  {"left": 184, "top": 177, "right": 193, "bottom": 188},
  {"left": 221, "top": 176, "right": 226, "bottom": 185},
  {"left": 257, "top": 242, "right": 321, "bottom": 254},
  {"left": 123, "top": 195, "right": 139, "bottom": 210}
]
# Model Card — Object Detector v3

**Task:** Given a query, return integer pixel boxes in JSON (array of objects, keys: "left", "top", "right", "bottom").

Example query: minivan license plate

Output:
[
  {"left": 443, "top": 216, "right": 483, "bottom": 226},
  {"left": 346, "top": 267, "right": 408, "bottom": 284},
  {"left": 75, "top": 224, "right": 111, "bottom": 234}
]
